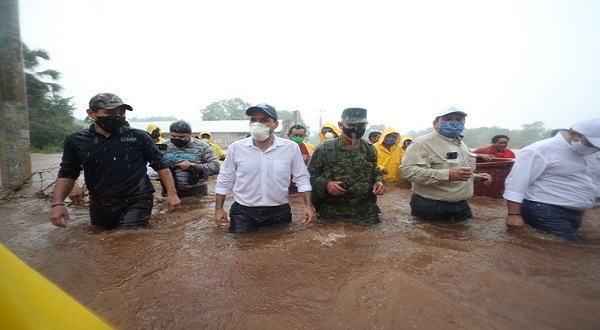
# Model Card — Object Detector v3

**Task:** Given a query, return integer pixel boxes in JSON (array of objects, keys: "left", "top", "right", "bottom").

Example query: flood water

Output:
[{"left": 1, "top": 153, "right": 600, "bottom": 329}]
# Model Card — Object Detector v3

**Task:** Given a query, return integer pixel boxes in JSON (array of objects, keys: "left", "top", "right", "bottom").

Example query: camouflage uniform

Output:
[{"left": 308, "top": 137, "right": 383, "bottom": 225}]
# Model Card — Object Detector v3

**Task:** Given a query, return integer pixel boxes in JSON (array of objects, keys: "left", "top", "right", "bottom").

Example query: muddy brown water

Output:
[{"left": 1, "top": 153, "right": 599, "bottom": 329}]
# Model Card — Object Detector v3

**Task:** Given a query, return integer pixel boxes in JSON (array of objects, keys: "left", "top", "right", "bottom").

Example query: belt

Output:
[
  {"left": 414, "top": 194, "right": 467, "bottom": 205},
  {"left": 239, "top": 203, "right": 288, "bottom": 216},
  {"left": 90, "top": 192, "right": 153, "bottom": 206}
]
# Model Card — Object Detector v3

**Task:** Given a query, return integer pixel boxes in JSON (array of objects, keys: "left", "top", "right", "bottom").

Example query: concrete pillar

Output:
[{"left": 0, "top": 0, "right": 32, "bottom": 188}]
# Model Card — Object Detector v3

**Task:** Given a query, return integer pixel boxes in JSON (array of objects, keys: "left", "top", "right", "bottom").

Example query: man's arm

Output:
[
  {"left": 157, "top": 168, "right": 181, "bottom": 212},
  {"left": 300, "top": 191, "right": 316, "bottom": 224},
  {"left": 48, "top": 178, "right": 76, "bottom": 227},
  {"left": 214, "top": 194, "right": 229, "bottom": 227},
  {"left": 505, "top": 200, "right": 524, "bottom": 228}
]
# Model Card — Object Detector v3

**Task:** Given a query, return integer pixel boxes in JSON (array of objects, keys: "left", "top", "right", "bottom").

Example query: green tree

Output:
[
  {"left": 201, "top": 98, "right": 251, "bottom": 120},
  {"left": 23, "top": 43, "right": 80, "bottom": 150}
]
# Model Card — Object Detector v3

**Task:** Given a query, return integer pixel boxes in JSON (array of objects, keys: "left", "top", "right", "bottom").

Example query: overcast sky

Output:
[{"left": 18, "top": 0, "right": 600, "bottom": 135}]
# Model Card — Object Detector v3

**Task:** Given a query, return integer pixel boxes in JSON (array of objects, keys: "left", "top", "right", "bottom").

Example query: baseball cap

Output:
[
  {"left": 246, "top": 103, "right": 278, "bottom": 120},
  {"left": 89, "top": 93, "right": 133, "bottom": 111},
  {"left": 341, "top": 108, "right": 368, "bottom": 124},
  {"left": 572, "top": 117, "right": 600, "bottom": 148},
  {"left": 436, "top": 106, "right": 467, "bottom": 118},
  {"left": 169, "top": 120, "right": 192, "bottom": 134}
]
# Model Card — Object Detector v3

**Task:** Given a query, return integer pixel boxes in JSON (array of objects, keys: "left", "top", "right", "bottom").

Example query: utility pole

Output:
[
  {"left": 0, "top": 0, "right": 32, "bottom": 188},
  {"left": 315, "top": 109, "right": 325, "bottom": 129}
]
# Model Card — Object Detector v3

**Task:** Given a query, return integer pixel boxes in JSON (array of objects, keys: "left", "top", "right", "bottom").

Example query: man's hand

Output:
[
  {"left": 49, "top": 205, "right": 70, "bottom": 227},
  {"left": 506, "top": 214, "right": 525, "bottom": 228},
  {"left": 67, "top": 184, "right": 86, "bottom": 205},
  {"left": 302, "top": 205, "right": 316, "bottom": 224},
  {"left": 326, "top": 181, "right": 346, "bottom": 196},
  {"left": 372, "top": 181, "right": 385, "bottom": 195},
  {"left": 477, "top": 154, "right": 494, "bottom": 162},
  {"left": 449, "top": 167, "right": 473, "bottom": 181},
  {"left": 165, "top": 194, "right": 181, "bottom": 212},
  {"left": 381, "top": 168, "right": 389, "bottom": 174},
  {"left": 474, "top": 173, "right": 493, "bottom": 185},
  {"left": 214, "top": 209, "right": 229, "bottom": 227}
]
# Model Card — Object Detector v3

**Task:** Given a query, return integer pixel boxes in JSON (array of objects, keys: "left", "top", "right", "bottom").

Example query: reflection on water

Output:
[{"left": 1, "top": 169, "right": 600, "bottom": 329}]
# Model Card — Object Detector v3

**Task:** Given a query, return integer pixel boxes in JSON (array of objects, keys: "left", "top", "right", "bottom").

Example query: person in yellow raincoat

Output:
[
  {"left": 146, "top": 123, "right": 165, "bottom": 143},
  {"left": 318, "top": 122, "right": 342, "bottom": 143},
  {"left": 374, "top": 127, "right": 404, "bottom": 183},
  {"left": 400, "top": 134, "right": 413, "bottom": 151},
  {"left": 198, "top": 130, "right": 226, "bottom": 163}
]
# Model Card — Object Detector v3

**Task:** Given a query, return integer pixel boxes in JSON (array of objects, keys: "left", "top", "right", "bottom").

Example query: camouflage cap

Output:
[
  {"left": 341, "top": 107, "right": 368, "bottom": 124},
  {"left": 246, "top": 103, "right": 278, "bottom": 120},
  {"left": 89, "top": 93, "right": 133, "bottom": 111}
]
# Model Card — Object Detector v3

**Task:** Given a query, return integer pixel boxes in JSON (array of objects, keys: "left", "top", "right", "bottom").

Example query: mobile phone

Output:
[
  {"left": 447, "top": 151, "right": 458, "bottom": 160},
  {"left": 157, "top": 144, "right": 168, "bottom": 151}
]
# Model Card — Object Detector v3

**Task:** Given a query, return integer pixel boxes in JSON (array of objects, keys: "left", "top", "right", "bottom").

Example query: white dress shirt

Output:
[
  {"left": 215, "top": 136, "right": 312, "bottom": 207},
  {"left": 503, "top": 133, "right": 597, "bottom": 211}
]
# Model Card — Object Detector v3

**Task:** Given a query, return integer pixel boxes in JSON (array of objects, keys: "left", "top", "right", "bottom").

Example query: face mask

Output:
[
  {"left": 201, "top": 138, "right": 210, "bottom": 143},
  {"left": 250, "top": 123, "right": 271, "bottom": 142},
  {"left": 150, "top": 128, "right": 161, "bottom": 139},
  {"left": 571, "top": 141, "right": 599, "bottom": 156},
  {"left": 291, "top": 137, "right": 304, "bottom": 145},
  {"left": 438, "top": 120, "right": 464, "bottom": 138},
  {"left": 324, "top": 132, "right": 335, "bottom": 140},
  {"left": 384, "top": 138, "right": 396, "bottom": 145},
  {"left": 171, "top": 138, "right": 189, "bottom": 148},
  {"left": 342, "top": 126, "right": 366, "bottom": 140},
  {"left": 94, "top": 116, "right": 128, "bottom": 133}
]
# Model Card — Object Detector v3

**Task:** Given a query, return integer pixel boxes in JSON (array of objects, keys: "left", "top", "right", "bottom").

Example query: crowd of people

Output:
[{"left": 49, "top": 92, "right": 600, "bottom": 242}]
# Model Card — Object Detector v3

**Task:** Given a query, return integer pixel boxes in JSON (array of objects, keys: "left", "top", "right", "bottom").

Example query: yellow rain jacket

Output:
[
  {"left": 318, "top": 122, "right": 342, "bottom": 142},
  {"left": 146, "top": 124, "right": 165, "bottom": 142},
  {"left": 198, "top": 131, "right": 225, "bottom": 164},
  {"left": 400, "top": 134, "right": 413, "bottom": 151},
  {"left": 374, "top": 127, "right": 404, "bottom": 182}
]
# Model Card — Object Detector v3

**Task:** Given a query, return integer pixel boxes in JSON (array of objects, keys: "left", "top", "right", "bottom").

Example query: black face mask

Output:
[
  {"left": 342, "top": 126, "right": 366, "bottom": 140},
  {"left": 150, "top": 128, "right": 161, "bottom": 139},
  {"left": 171, "top": 138, "right": 189, "bottom": 148},
  {"left": 95, "top": 116, "right": 128, "bottom": 133}
]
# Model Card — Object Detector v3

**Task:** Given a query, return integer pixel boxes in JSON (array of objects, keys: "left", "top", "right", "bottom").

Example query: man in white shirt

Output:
[
  {"left": 504, "top": 117, "right": 600, "bottom": 242},
  {"left": 213, "top": 103, "right": 316, "bottom": 233}
]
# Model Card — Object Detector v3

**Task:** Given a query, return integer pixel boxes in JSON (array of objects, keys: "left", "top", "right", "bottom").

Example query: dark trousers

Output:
[
  {"left": 229, "top": 202, "right": 292, "bottom": 233},
  {"left": 521, "top": 199, "right": 583, "bottom": 242},
  {"left": 410, "top": 193, "right": 472, "bottom": 221},
  {"left": 90, "top": 196, "right": 153, "bottom": 229}
]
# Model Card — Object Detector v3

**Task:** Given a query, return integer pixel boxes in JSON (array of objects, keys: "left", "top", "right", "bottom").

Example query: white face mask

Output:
[
  {"left": 571, "top": 141, "right": 600, "bottom": 156},
  {"left": 201, "top": 138, "right": 210, "bottom": 143},
  {"left": 324, "top": 132, "right": 335, "bottom": 140},
  {"left": 250, "top": 123, "right": 271, "bottom": 142}
]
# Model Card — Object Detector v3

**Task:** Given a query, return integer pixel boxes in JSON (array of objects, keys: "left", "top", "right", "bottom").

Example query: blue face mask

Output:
[
  {"left": 438, "top": 120, "right": 464, "bottom": 138},
  {"left": 384, "top": 138, "right": 396, "bottom": 145}
]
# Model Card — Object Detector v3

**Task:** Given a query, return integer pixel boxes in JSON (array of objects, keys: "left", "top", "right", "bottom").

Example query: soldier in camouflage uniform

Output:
[{"left": 308, "top": 108, "right": 385, "bottom": 225}]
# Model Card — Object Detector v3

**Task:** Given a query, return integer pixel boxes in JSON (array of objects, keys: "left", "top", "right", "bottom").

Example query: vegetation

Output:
[
  {"left": 201, "top": 98, "right": 252, "bottom": 120},
  {"left": 23, "top": 43, "right": 82, "bottom": 151}
]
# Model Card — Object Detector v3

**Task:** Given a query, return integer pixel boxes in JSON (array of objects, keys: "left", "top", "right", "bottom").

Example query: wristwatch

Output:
[{"left": 189, "top": 162, "right": 195, "bottom": 170}]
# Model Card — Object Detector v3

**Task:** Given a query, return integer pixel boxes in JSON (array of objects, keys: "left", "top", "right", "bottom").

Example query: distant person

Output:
[
  {"left": 472, "top": 134, "right": 516, "bottom": 161},
  {"left": 163, "top": 121, "right": 220, "bottom": 197},
  {"left": 308, "top": 107, "right": 385, "bottom": 225},
  {"left": 318, "top": 122, "right": 341, "bottom": 143},
  {"left": 198, "top": 131, "right": 226, "bottom": 163},
  {"left": 504, "top": 117, "right": 600, "bottom": 242},
  {"left": 49, "top": 93, "right": 180, "bottom": 229},
  {"left": 146, "top": 124, "right": 165, "bottom": 143},
  {"left": 374, "top": 127, "right": 404, "bottom": 183},
  {"left": 287, "top": 124, "right": 316, "bottom": 194},
  {"left": 368, "top": 130, "right": 382, "bottom": 144},
  {"left": 400, "top": 134, "right": 413, "bottom": 151},
  {"left": 400, "top": 107, "right": 492, "bottom": 221},
  {"left": 214, "top": 103, "right": 315, "bottom": 233}
]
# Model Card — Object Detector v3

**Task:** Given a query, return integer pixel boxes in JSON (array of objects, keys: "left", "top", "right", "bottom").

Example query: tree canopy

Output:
[
  {"left": 23, "top": 43, "right": 82, "bottom": 150},
  {"left": 200, "top": 98, "right": 251, "bottom": 120}
]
